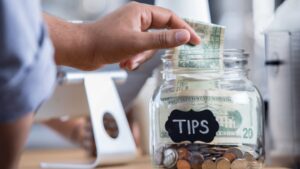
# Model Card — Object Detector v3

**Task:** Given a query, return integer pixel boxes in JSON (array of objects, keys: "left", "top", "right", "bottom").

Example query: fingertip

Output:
[
  {"left": 130, "top": 62, "right": 140, "bottom": 70},
  {"left": 175, "top": 29, "right": 190, "bottom": 44},
  {"left": 191, "top": 37, "right": 201, "bottom": 46},
  {"left": 176, "top": 29, "right": 200, "bottom": 46},
  {"left": 121, "top": 60, "right": 140, "bottom": 71},
  {"left": 189, "top": 32, "right": 201, "bottom": 45},
  {"left": 126, "top": 62, "right": 140, "bottom": 71},
  {"left": 184, "top": 24, "right": 201, "bottom": 45}
]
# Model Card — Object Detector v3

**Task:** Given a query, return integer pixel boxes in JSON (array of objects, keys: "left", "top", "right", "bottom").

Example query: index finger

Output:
[{"left": 142, "top": 4, "right": 201, "bottom": 45}]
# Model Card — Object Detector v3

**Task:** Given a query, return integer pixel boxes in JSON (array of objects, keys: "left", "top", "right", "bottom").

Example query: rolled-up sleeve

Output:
[{"left": 0, "top": 0, "right": 56, "bottom": 122}]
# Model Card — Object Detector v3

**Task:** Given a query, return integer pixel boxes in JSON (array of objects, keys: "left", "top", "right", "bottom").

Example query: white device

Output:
[{"left": 37, "top": 71, "right": 137, "bottom": 169}]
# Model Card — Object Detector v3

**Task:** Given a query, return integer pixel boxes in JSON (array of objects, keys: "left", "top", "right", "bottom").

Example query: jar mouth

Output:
[
  {"left": 161, "top": 49, "right": 249, "bottom": 78},
  {"left": 162, "top": 49, "right": 248, "bottom": 61}
]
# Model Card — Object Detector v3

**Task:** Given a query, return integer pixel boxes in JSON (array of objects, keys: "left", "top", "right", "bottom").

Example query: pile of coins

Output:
[{"left": 153, "top": 144, "right": 262, "bottom": 169}]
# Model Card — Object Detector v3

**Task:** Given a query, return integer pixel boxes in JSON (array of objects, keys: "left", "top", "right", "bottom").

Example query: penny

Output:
[
  {"left": 216, "top": 157, "right": 231, "bottom": 169},
  {"left": 248, "top": 160, "right": 262, "bottom": 169},
  {"left": 178, "top": 147, "right": 190, "bottom": 160},
  {"left": 202, "top": 159, "right": 217, "bottom": 169},
  {"left": 177, "top": 160, "right": 191, "bottom": 169},
  {"left": 226, "top": 148, "right": 243, "bottom": 158},
  {"left": 223, "top": 152, "right": 237, "bottom": 162},
  {"left": 231, "top": 159, "right": 248, "bottom": 169}
]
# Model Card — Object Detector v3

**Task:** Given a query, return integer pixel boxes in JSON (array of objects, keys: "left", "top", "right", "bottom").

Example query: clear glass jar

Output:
[{"left": 150, "top": 49, "right": 264, "bottom": 169}]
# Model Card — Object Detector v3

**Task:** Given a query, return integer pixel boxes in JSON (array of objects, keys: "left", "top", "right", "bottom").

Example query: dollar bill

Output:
[
  {"left": 167, "top": 19, "right": 225, "bottom": 71},
  {"left": 172, "top": 19, "right": 225, "bottom": 56},
  {"left": 182, "top": 19, "right": 225, "bottom": 53}
]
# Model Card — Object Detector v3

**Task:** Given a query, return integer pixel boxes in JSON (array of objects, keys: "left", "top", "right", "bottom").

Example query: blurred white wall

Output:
[
  {"left": 41, "top": 0, "right": 128, "bottom": 21},
  {"left": 209, "top": 0, "right": 272, "bottom": 100},
  {"left": 155, "top": 0, "right": 211, "bottom": 22},
  {"left": 252, "top": 0, "right": 275, "bottom": 100}
]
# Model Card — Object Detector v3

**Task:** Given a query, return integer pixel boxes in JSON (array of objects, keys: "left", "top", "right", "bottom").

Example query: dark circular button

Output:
[{"left": 103, "top": 112, "right": 119, "bottom": 139}]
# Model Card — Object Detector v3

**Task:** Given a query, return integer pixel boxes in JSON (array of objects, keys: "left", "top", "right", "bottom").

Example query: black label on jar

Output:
[{"left": 165, "top": 109, "right": 219, "bottom": 143}]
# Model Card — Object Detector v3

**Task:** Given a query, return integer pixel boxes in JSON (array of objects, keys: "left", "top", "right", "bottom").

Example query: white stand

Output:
[{"left": 38, "top": 73, "right": 136, "bottom": 169}]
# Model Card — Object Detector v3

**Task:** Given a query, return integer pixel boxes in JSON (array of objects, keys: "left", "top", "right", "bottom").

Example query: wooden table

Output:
[{"left": 20, "top": 148, "right": 289, "bottom": 169}]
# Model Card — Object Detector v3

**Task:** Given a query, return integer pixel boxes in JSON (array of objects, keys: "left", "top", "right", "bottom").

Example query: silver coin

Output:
[
  {"left": 154, "top": 146, "right": 164, "bottom": 165},
  {"left": 163, "top": 148, "right": 178, "bottom": 168},
  {"left": 189, "top": 152, "right": 205, "bottom": 164}
]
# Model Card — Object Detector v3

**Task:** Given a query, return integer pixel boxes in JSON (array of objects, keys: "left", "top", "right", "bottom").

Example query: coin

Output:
[
  {"left": 178, "top": 147, "right": 190, "bottom": 160},
  {"left": 154, "top": 146, "right": 164, "bottom": 165},
  {"left": 248, "top": 160, "right": 262, "bottom": 169},
  {"left": 189, "top": 152, "right": 204, "bottom": 169},
  {"left": 177, "top": 160, "right": 191, "bottom": 169},
  {"left": 198, "top": 148, "right": 213, "bottom": 154},
  {"left": 187, "top": 144, "right": 200, "bottom": 151},
  {"left": 216, "top": 157, "right": 231, "bottom": 169},
  {"left": 226, "top": 148, "right": 243, "bottom": 158},
  {"left": 163, "top": 148, "right": 178, "bottom": 168},
  {"left": 223, "top": 152, "right": 237, "bottom": 162},
  {"left": 202, "top": 159, "right": 217, "bottom": 169},
  {"left": 243, "top": 152, "right": 255, "bottom": 161},
  {"left": 231, "top": 159, "right": 248, "bottom": 169}
]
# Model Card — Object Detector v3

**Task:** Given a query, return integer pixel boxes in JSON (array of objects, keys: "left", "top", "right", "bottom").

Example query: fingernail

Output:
[
  {"left": 175, "top": 30, "right": 189, "bottom": 43},
  {"left": 125, "top": 62, "right": 139, "bottom": 71},
  {"left": 131, "top": 62, "right": 140, "bottom": 70}
]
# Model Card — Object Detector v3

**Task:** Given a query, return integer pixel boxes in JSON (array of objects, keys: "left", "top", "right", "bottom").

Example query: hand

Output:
[
  {"left": 44, "top": 117, "right": 97, "bottom": 156},
  {"left": 86, "top": 2, "right": 200, "bottom": 70},
  {"left": 46, "top": 2, "right": 200, "bottom": 70}
]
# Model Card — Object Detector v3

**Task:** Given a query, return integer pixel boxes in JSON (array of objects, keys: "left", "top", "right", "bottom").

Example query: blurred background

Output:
[{"left": 27, "top": 0, "right": 299, "bottom": 168}]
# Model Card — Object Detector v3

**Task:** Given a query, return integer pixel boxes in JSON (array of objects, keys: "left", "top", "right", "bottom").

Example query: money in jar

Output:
[{"left": 150, "top": 17, "right": 264, "bottom": 169}]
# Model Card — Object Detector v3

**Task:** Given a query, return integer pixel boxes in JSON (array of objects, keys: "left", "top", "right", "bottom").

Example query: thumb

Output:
[{"left": 138, "top": 29, "right": 191, "bottom": 50}]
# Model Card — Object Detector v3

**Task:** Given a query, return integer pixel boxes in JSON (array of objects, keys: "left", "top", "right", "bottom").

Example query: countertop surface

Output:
[{"left": 20, "top": 148, "right": 290, "bottom": 169}]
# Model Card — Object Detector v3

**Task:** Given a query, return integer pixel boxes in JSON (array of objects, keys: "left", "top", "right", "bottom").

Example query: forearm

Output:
[
  {"left": 44, "top": 14, "right": 98, "bottom": 70},
  {"left": 0, "top": 113, "right": 33, "bottom": 169},
  {"left": 43, "top": 118, "right": 84, "bottom": 141}
]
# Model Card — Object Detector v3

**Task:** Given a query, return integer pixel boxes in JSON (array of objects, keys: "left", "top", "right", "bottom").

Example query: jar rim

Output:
[{"left": 162, "top": 49, "right": 248, "bottom": 61}]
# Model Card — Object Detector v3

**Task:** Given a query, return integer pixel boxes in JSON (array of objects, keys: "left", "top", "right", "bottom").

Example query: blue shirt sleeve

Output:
[{"left": 0, "top": 0, "right": 56, "bottom": 122}]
